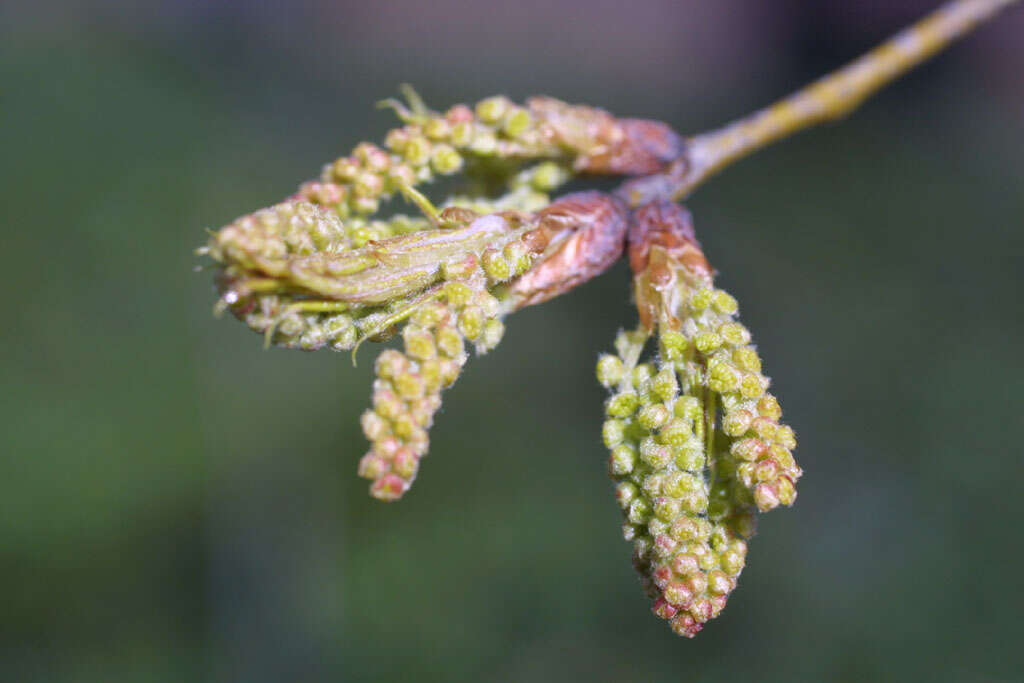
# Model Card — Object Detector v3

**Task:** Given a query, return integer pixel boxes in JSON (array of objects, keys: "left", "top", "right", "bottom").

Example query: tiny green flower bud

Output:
[
  {"left": 351, "top": 195, "right": 380, "bottom": 215},
  {"left": 651, "top": 368, "right": 678, "bottom": 401},
  {"left": 722, "top": 409, "right": 753, "bottom": 437},
  {"left": 469, "top": 129, "right": 497, "bottom": 154},
  {"left": 674, "top": 395, "right": 701, "bottom": 422},
  {"left": 615, "top": 482, "right": 638, "bottom": 509},
  {"left": 757, "top": 394, "right": 782, "bottom": 420},
  {"left": 690, "top": 288, "right": 714, "bottom": 311},
  {"left": 777, "top": 476, "right": 797, "bottom": 506},
  {"left": 358, "top": 453, "right": 389, "bottom": 480},
  {"left": 732, "top": 347, "right": 762, "bottom": 373},
  {"left": 753, "top": 483, "right": 780, "bottom": 511},
  {"left": 420, "top": 359, "right": 442, "bottom": 392},
  {"left": 443, "top": 281, "right": 474, "bottom": 307},
  {"left": 361, "top": 410, "right": 390, "bottom": 441},
  {"left": 639, "top": 438, "right": 672, "bottom": 468},
  {"left": 403, "top": 136, "right": 432, "bottom": 166},
  {"left": 680, "top": 490, "right": 709, "bottom": 515},
  {"left": 671, "top": 553, "right": 700, "bottom": 577},
  {"left": 353, "top": 171, "right": 384, "bottom": 198},
  {"left": 731, "top": 437, "right": 765, "bottom": 462},
  {"left": 435, "top": 325, "right": 464, "bottom": 359},
  {"left": 712, "top": 290, "right": 738, "bottom": 314},
  {"left": 694, "top": 332, "right": 722, "bottom": 354},
  {"left": 431, "top": 144, "right": 463, "bottom": 174},
  {"left": 751, "top": 416, "right": 777, "bottom": 443},
  {"left": 384, "top": 127, "right": 410, "bottom": 153},
  {"left": 370, "top": 474, "right": 407, "bottom": 501},
  {"left": 628, "top": 498, "right": 652, "bottom": 525},
  {"left": 394, "top": 371, "right": 426, "bottom": 400},
  {"left": 481, "top": 248, "right": 512, "bottom": 281},
  {"left": 653, "top": 496, "right": 683, "bottom": 522},
  {"left": 457, "top": 306, "right": 484, "bottom": 340},
  {"left": 403, "top": 328, "right": 437, "bottom": 360},
  {"left": 657, "top": 417, "right": 691, "bottom": 445},
  {"left": 529, "top": 162, "right": 566, "bottom": 191},
  {"left": 632, "top": 363, "right": 655, "bottom": 386},
  {"left": 663, "top": 471, "right": 702, "bottom": 497},
  {"left": 392, "top": 447, "right": 418, "bottom": 479},
  {"left": 375, "top": 349, "right": 408, "bottom": 379},
  {"left": 642, "top": 473, "right": 666, "bottom": 496},
  {"left": 610, "top": 445, "right": 637, "bottom": 476},
  {"left": 708, "top": 359, "right": 741, "bottom": 393},
  {"left": 602, "top": 419, "right": 626, "bottom": 448},
  {"left": 596, "top": 354, "right": 625, "bottom": 388},
  {"left": 502, "top": 107, "right": 532, "bottom": 137},
  {"left": 718, "top": 321, "right": 751, "bottom": 346},
  {"left": 739, "top": 373, "right": 767, "bottom": 398},
  {"left": 330, "top": 157, "right": 360, "bottom": 182},
  {"left": 450, "top": 121, "right": 474, "bottom": 148},
  {"left": 475, "top": 96, "right": 509, "bottom": 123},
  {"left": 479, "top": 319, "right": 505, "bottom": 351},
  {"left": 502, "top": 240, "right": 532, "bottom": 273},
  {"left": 674, "top": 441, "right": 705, "bottom": 471},
  {"left": 606, "top": 391, "right": 640, "bottom": 418},
  {"left": 719, "top": 546, "right": 746, "bottom": 576},
  {"left": 423, "top": 117, "right": 451, "bottom": 140},
  {"left": 776, "top": 424, "right": 797, "bottom": 449},
  {"left": 372, "top": 388, "right": 403, "bottom": 421},
  {"left": 637, "top": 404, "right": 670, "bottom": 431}
]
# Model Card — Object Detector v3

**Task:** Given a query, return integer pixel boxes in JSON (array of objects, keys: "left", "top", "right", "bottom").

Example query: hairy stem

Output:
[{"left": 618, "top": 0, "right": 1019, "bottom": 206}]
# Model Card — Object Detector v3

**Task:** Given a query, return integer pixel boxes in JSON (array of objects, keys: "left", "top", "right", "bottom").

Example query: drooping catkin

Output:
[{"left": 597, "top": 202, "right": 801, "bottom": 637}]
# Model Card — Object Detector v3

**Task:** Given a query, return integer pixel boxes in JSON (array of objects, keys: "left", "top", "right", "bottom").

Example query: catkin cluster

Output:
[
  {"left": 357, "top": 282, "right": 504, "bottom": 500},
  {"left": 596, "top": 202, "right": 801, "bottom": 637},
  {"left": 203, "top": 91, "right": 693, "bottom": 506},
  {"left": 205, "top": 188, "right": 607, "bottom": 499},
  {"left": 297, "top": 88, "right": 679, "bottom": 219},
  {"left": 598, "top": 329, "right": 753, "bottom": 637}
]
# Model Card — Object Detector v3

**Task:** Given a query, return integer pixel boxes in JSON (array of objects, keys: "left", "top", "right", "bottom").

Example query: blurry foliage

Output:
[{"left": 1, "top": 2, "right": 1023, "bottom": 681}]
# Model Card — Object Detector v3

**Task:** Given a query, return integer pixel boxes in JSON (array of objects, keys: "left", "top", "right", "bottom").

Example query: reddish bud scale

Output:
[{"left": 509, "top": 192, "right": 629, "bottom": 309}]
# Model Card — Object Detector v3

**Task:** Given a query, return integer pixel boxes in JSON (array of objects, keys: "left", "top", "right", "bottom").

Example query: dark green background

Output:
[{"left": 3, "top": 2, "right": 1022, "bottom": 681}]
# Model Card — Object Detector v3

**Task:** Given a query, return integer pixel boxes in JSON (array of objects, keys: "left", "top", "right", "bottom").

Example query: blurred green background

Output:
[{"left": 3, "top": 2, "right": 1023, "bottom": 681}]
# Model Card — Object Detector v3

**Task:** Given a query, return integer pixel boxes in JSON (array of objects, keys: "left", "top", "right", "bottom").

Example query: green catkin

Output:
[
  {"left": 206, "top": 187, "right": 559, "bottom": 500},
  {"left": 296, "top": 88, "right": 678, "bottom": 219},
  {"left": 600, "top": 201, "right": 801, "bottom": 637},
  {"left": 600, "top": 327, "right": 756, "bottom": 637},
  {"left": 357, "top": 283, "right": 504, "bottom": 500}
]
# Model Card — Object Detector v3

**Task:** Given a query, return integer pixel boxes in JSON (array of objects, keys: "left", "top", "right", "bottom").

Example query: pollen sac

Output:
[{"left": 599, "top": 201, "right": 801, "bottom": 637}]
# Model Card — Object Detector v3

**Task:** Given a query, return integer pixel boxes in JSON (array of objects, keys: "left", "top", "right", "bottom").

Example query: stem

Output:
[{"left": 617, "top": 0, "right": 1019, "bottom": 206}]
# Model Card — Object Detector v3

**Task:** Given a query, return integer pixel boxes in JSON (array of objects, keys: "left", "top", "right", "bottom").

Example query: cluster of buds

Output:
[
  {"left": 596, "top": 202, "right": 801, "bottom": 637},
  {"left": 357, "top": 282, "right": 503, "bottom": 500},
  {"left": 297, "top": 86, "right": 681, "bottom": 218},
  {"left": 204, "top": 170, "right": 632, "bottom": 499},
  {"left": 201, "top": 88, "right": 801, "bottom": 637}
]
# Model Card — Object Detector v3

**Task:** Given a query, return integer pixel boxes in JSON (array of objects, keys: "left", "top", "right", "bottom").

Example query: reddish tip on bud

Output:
[{"left": 370, "top": 473, "right": 408, "bottom": 501}]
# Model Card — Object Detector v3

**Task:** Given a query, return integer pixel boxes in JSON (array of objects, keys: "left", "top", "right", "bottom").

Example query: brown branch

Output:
[{"left": 616, "top": 0, "right": 1019, "bottom": 207}]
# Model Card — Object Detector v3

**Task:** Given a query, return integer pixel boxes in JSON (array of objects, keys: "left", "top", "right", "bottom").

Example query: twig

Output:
[{"left": 617, "top": 0, "right": 1019, "bottom": 207}]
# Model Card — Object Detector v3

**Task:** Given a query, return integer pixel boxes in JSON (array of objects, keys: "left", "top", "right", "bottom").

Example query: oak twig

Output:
[{"left": 617, "top": 0, "right": 1019, "bottom": 207}]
